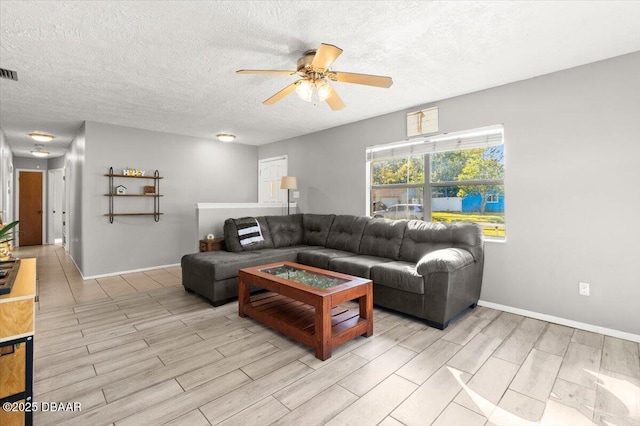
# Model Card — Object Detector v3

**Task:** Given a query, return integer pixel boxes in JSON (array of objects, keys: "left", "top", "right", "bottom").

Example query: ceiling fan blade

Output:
[
  {"left": 330, "top": 71, "right": 393, "bottom": 88},
  {"left": 311, "top": 43, "right": 343, "bottom": 70},
  {"left": 325, "top": 89, "right": 345, "bottom": 111},
  {"left": 237, "top": 69, "right": 297, "bottom": 76},
  {"left": 263, "top": 81, "right": 299, "bottom": 105}
]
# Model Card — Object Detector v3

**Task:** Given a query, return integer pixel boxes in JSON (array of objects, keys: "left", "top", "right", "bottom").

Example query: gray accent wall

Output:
[
  {"left": 258, "top": 52, "right": 640, "bottom": 335},
  {"left": 48, "top": 156, "right": 65, "bottom": 170},
  {"left": 77, "top": 122, "right": 257, "bottom": 277},
  {"left": 13, "top": 156, "right": 48, "bottom": 170}
]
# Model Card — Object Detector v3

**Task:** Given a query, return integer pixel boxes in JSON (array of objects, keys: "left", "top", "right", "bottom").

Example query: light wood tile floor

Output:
[{"left": 14, "top": 244, "right": 640, "bottom": 425}]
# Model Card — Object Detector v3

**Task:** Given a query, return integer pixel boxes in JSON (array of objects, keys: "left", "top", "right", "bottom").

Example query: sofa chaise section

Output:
[{"left": 182, "top": 214, "right": 334, "bottom": 305}]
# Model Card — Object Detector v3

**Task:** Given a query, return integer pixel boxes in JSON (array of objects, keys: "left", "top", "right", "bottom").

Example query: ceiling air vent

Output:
[{"left": 0, "top": 68, "right": 18, "bottom": 81}]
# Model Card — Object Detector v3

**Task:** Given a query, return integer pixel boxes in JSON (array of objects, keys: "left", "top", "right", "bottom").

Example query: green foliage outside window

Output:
[
  {"left": 371, "top": 144, "right": 505, "bottom": 237},
  {"left": 371, "top": 155, "right": 424, "bottom": 185},
  {"left": 431, "top": 146, "right": 504, "bottom": 213}
]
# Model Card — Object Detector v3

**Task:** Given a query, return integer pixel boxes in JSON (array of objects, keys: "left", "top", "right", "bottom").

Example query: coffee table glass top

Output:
[{"left": 259, "top": 264, "right": 349, "bottom": 289}]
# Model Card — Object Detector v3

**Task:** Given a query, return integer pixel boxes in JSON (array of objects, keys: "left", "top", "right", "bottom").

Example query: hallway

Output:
[{"left": 13, "top": 243, "right": 182, "bottom": 311}]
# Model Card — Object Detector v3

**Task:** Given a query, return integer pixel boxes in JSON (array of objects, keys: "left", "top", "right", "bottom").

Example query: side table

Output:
[
  {"left": 199, "top": 238, "right": 225, "bottom": 252},
  {"left": 0, "top": 258, "right": 36, "bottom": 426}
]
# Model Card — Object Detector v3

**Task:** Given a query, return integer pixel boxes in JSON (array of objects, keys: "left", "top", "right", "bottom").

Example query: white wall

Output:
[
  {"left": 66, "top": 123, "right": 86, "bottom": 271},
  {"left": 0, "top": 128, "right": 14, "bottom": 223},
  {"left": 258, "top": 52, "right": 640, "bottom": 335},
  {"left": 77, "top": 122, "right": 258, "bottom": 277},
  {"left": 196, "top": 203, "right": 293, "bottom": 243}
]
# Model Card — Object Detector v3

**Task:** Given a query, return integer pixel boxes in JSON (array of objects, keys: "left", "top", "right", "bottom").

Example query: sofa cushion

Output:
[
  {"left": 358, "top": 218, "right": 406, "bottom": 260},
  {"left": 303, "top": 214, "right": 335, "bottom": 246},
  {"left": 371, "top": 261, "right": 425, "bottom": 294},
  {"left": 266, "top": 214, "right": 304, "bottom": 248},
  {"left": 329, "top": 255, "right": 392, "bottom": 279},
  {"left": 297, "top": 248, "right": 356, "bottom": 270},
  {"left": 223, "top": 216, "right": 274, "bottom": 252},
  {"left": 399, "top": 220, "right": 483, "bottom": 263},
  {"left": 325, "top": 215, "right": 369, "bottom": 253}
]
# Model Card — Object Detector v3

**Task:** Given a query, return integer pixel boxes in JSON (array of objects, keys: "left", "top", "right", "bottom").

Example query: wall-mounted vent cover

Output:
[{"left": 0, "top": 68, "right": 18, "bottom": 81}]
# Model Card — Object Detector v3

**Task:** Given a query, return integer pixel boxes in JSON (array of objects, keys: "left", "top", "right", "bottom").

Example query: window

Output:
[{"left": 368, "top": 125, "right": 505, "bottom": 239}]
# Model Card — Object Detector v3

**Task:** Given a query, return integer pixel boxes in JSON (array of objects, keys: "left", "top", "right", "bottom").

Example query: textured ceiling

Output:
[{"left": 1, "top": 1, "right": 639, "bottom": 158}]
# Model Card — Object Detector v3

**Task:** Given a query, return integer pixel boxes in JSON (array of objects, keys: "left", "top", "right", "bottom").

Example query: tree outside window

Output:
[{"left": 370, "top": 139, "right": 505, "bottom": 239}]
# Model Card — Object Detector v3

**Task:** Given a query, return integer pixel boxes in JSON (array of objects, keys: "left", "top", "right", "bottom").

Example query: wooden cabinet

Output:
[
  {"left": 199, "top": 238, "right": 225, "bottom": 252},
  {"left": 0, "top": 258, "right": 36, "bottom": 426},
  {"left": 105, "top": 167, "right": 163, "bottom": 223}
]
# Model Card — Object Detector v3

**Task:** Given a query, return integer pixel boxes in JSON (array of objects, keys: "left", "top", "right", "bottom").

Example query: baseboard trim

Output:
[
  {"left": 82, "top": 263, "right": 181, "bottom": 280},
  {"left": 478, "top": 300, "right": 640, "bottom": 343}
]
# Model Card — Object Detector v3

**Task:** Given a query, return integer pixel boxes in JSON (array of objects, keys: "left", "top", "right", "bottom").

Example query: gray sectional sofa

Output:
[{"left": 181, "top": 214, "right": 484, "bottom": 329}]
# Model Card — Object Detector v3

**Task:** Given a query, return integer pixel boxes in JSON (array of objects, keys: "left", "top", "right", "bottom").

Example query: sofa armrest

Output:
[{"left": 416, "top": 248, "right": 475, "bottom": 275}]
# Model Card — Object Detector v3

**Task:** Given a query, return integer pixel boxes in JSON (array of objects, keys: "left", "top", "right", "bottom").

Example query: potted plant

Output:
[{"left": 0, "top": 220, "right": 19, "bottom": 261}]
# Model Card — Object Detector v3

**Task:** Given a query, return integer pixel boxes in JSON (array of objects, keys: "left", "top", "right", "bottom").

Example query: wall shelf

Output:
[
  {"left": 106, "top": 167, "right": 162, "bottom": 223},
  {"left": 103, "top": 174, "right": 164, "bottom": 179},
  {"left": 104, "top": 213, "right": 165, "bottom": 217},
  {"left": 103, "top": 194, "right": 164, "bottom": 197}
]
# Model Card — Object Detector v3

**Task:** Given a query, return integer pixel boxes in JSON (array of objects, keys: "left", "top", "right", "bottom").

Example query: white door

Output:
[
  {"left": 47, "top": 169, "right": 64, "bottom": 243},
  {"left": 258, "top": 156, "right": 287, "bottom": 204}
]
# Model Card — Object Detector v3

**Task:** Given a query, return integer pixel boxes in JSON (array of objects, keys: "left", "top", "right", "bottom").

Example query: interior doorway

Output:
[
  {"left": 17, "top": 170, "right": 45, "bottom": 246},
  {"left": 258, "top": 156, "right": 288, "bottom": 204}
]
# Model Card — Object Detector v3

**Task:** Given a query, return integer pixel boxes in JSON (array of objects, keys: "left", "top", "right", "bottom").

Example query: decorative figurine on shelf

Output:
[
  {"left": 115, "top": 185, "right": 127, "bottom": 195},
  {"left": 143, "top": 185, "right": 155, "bottom": 195},
  {"left": 123, "top": 168, "right": 144, "bottom": 176}
]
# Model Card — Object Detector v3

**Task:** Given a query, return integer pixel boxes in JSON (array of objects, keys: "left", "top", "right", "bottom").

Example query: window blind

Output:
[{"left": 366, "top": 124, "right": 504, "bottom": 162}]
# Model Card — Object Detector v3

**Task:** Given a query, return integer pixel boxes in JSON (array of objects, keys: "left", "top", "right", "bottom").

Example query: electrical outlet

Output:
[{"left": 579, "top": 282, "right": 590, "bottom": 296}]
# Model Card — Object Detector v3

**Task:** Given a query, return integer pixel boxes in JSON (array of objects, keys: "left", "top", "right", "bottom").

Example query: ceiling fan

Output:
[{"left": 237, "top": 43, "right": 393, "bottom": 110}]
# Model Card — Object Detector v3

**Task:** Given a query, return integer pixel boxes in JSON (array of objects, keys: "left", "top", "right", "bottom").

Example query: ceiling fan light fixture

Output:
[
  {"left": 237, "top": 43, "right": 392, "bottom": 110},
  {"left": 216, "top": 133, "right": 236, "bottom": 143},
  {"left": 316, "top": 80, "right": 332, "bottom": 101},
  {"left": 28, "top": 132, "right": 55, "bottom": 142},
  {"left": 31, "top": 144, "right": 50, "bottom": 157},
  {"left": 295, "top": 80, "right": 313, "bottom": 102}
]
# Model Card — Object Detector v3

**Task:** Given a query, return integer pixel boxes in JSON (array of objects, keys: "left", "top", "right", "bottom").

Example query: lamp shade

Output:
[{"left": 280, "top": 176, "right": 297, "bottom": 190}]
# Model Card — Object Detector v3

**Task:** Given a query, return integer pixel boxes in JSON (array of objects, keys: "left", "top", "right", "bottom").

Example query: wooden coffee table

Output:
[{"left": 238, "top": 261, "right": 373, "bottom": 360}]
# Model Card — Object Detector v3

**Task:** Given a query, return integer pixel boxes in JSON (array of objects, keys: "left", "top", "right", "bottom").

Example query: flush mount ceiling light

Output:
[
  {"left": 30, "top": 144, "right": 49, "bottom": 157},
  {"left": 28, "top": 132, "right": 55, "bottom": 142},
  {"left": 216, "top": 133, "right": 236, "bottom": 143}
]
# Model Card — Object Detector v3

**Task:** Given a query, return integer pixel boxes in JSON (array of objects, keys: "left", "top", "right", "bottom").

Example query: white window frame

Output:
[{"left": 366, "top": 125, "right": 505, "bottom": 239}]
